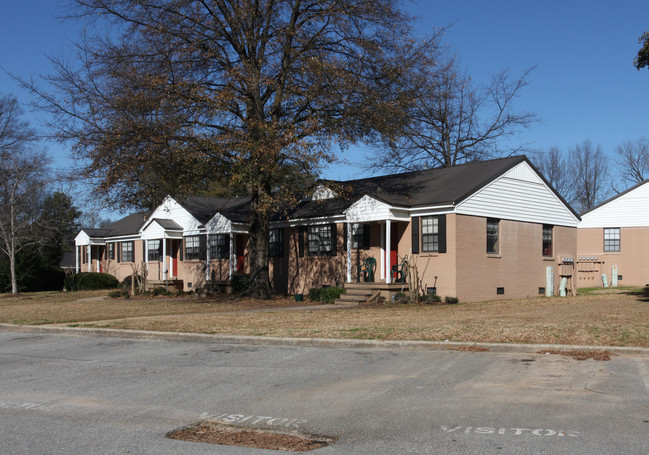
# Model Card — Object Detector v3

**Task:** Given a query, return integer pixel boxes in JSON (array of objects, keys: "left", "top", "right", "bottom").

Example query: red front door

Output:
[{"left": 236, "top": 235, "right": 246, "bottom": 273}]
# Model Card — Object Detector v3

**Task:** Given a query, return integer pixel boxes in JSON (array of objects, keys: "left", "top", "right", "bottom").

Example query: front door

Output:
[{"left": 236, "top": 235, "right": 246, "bottom": 273}]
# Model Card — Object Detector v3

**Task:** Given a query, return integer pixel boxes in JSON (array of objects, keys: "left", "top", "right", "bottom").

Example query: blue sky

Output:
[{"left": 1, "top": 1, "right": 648, "bottom": 214}]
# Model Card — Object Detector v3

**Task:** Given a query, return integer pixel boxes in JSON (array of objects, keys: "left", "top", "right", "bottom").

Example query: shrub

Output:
[
  {"left": 308, "top": 286, "right": 345, "bottom": 304},
  {"left": 152, "top": 287, "right": 171, "bottom": 296},
  {"left": 231, "top": 273, "right": 251, "bottom": 294},
  {"left": 445, "top": 296, "right": 459, "bottom": 304},
  {"left": 108, "top": 289, "right": 130, "bottom": 299},
  {"left": 121, "top": 275, "right": 141, "bottom": 291},
  {"left": 421, "top": 294, "right": 441, "bottom": 304},
  {"left": 392, "top": 291, "right": 409, "bottom": 304},
  {"left": 64, "top": 272, "right": 119, "bottom": 291}
]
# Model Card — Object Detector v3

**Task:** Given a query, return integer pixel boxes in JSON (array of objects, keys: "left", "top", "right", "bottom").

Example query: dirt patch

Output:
[
  {"left": 166, "top": 421, "right": 335, "bottom": 452},
  {"left": 451, "top": 345, "right": 490, "bottom": 352},
  {"left": 537, "top": 349, "right": 614, "bottom": 361}
]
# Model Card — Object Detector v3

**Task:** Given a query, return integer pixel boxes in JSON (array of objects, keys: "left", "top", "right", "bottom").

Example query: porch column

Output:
[
  {"left": 75, "top": 246, "right": 79, "bottom": 273},
  {"left": 87, "top": 245, "right": 91, "bottom": 272},
  {"left": 346, "top": 222, "right": 352, "bottom": 283},
  {"left": 229, "top": 233, "right": 234, "bottom": 279},
  {"left": 162, "top": 238, "right": 167, "bottom": 280},
  {"left": 380, "top": 224, "right": 386, "bottom": 280},
  {"left": 232, "top": 234, "right": 238, "bottom": 275},
  {"left": 96, "top": 248, "right": 100, "bottom": 273},
  {"left": 385, "top": 221, "right": 392, "bottom": 284},
  {"left": 205, "top": 234, "right": 211, "bottom": 281}
]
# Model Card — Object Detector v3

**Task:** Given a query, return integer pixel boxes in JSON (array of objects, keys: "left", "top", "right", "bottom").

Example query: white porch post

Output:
[
  {"left": 87, "top": 245, "right": 91, "bottom": 272},
  {"left": 205, "top": 234, "right": 211, "bottom": 281},
  {"left": 346, "top": 222, "right": 352, "bottom": 283},
  {"left": 75, "top": 246, "right": 79, "bottom": 273},
  {"left": 229, "top": 233, "right": 234, "bottom": 279},
  {"left": 145, "top": 240, "right": 149, "bottom": 274},
  {"left": 162, "top": 238, "right": 167, "bottom": 280},
  {"left": 380, "top": 224, "right": 386, "bottom": 280},
  {"left": 385, "top": 221, "right": 392, "bottom": 284},
  {"left": 96, "top": 247, "right": 100, "bottom": 272}
]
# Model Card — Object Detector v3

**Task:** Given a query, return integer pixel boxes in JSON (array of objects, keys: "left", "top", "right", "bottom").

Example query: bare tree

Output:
[
  {"left": 570, "top": 140, "right": 610, "bottom": 214},
  {"left": 372, "top": 56, "right": 537, "bottom": 172},
  {"left": 615, "top": 138, "right": 649, "bottom": 188},
  {"left": 0, "top": 95, "right": 51, "bottom": 294},
  {"left": 530, "top": 146, "right": 576, "bottom": 207},
  {"left": 25, "top": 0, "right": 436, "bottom": 298}
]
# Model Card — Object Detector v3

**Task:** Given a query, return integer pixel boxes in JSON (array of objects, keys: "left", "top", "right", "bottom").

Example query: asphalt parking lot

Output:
[{"left": 1, "top": 329, "right": 648, "bottom": 454}]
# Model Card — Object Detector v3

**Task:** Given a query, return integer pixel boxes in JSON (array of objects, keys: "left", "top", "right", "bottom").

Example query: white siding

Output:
[
  {"left": 456, "top": 162, "right": 579, "bottom": 227},
  {"left": 579, "top": 181, "right": 649, "bottom": 228},
  {"left": 142, "top": 196, "right": 203, "bottom": 235},
  {"left": 206, "top": 213, "right": 232, "bottom": 234},
  {"left": 344, "top": 195, "right": 408, "bottom": 222},
  {"left": 75, "top": 231, "right": 90, "bottom": 246}
]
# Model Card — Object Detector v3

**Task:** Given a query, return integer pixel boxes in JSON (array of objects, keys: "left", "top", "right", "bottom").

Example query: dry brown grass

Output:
[{"left": 2, "top": 288, "right": 649, "bottom": 347}]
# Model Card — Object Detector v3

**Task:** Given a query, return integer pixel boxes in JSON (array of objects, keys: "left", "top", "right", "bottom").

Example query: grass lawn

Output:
[{"left": 1, "top": 288, "right": 649, "bottom": 347}]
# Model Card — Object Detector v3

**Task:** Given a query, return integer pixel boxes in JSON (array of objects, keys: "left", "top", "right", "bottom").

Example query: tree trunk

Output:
[
  {"left": 247, "top": 188, "right": 273, "bottom": 298},
  {"left": 10, "top": 242, "right": 18, "bottom": 294}
]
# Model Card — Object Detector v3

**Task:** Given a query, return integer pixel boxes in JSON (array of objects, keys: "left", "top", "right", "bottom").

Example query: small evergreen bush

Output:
[
  {"left": 308, "top": 286, "right": 345, "bottom": 304},
  {"left": 231, "top": 273, "right": 251, "bottom": 293},
  {"left": 64, "top": 272, "right": 119, "bottom": 291},
  {"left": 392, "top": 291, "right": 409, "bottom": 304},
  {"left": 445, "top": 296, "right": 459, "bottom": 304},
  {"left": 421, "top": 294, "right": 441, "bottom": 304},
  {"left": 108, "top": 289, "right": 130, "bottom": 299}
]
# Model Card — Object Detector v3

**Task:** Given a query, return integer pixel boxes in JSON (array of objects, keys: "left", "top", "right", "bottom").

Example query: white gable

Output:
[
  {"left": 456, "top": 162, "right": 579, "bottom": 227},
  {"left": 580, "top": 181, "right": 649, "bottom": 228},
  {"left": 345, "top": 195, "right": 409, "bottom": 222},
  {"left": 140, "top": 220, "right": 183, "bottom": 240},
  {"left": 75, "top": 231, "right": 90, "bottom": 246},
  {"left": 206, "top": 213, "right": 232, "bottom": 233},
  {"left": 312, "top": 184, "right": 337, "bottom": 200},
  {"left": 141, "top": 196, "right": 203, "bottom": 235}
]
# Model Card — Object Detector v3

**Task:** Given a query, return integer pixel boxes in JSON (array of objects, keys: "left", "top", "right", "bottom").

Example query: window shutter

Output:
[
  {"left": 298, "top": 227, "right": 305, "bottom": 257},
  {"left": 330, "top": 224, "right": 337, "bottom": 256},
  {"left": 117, "top": 242, "right": 121, "bottom": 263},
  {"left": 438, "top": 215, "right": 447, "bottom": 254},
  {"left": 411, "top": 217, "right": 420, "bottom": 254},
  {"left": 142, "top": 240, "right": 146, "bottom": 262},
  {"left": 179, "top": 238, "right": 184, "bottom": 261},
  {"left": 363, "top": 224, "right": 371, "bottom": 250},
  {"left": 200, "top": 235, "right": 207, "bottom": 260},
  {"left": 343, "top": 223, "right": 347, "bottom": 251}
]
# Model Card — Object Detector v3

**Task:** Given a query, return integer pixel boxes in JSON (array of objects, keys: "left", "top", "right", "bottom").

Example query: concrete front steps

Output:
[{"left": 335, "top": 282, "right": 409, "bottom": 305}]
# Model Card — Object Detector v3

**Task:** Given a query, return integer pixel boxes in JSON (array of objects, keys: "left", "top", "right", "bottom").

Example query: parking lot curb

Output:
[{"left": 2, "top": 323, "right": 648, "bottom": 357}]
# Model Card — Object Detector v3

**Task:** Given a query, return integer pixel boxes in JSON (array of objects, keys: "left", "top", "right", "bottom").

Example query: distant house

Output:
[
  {"left": 74, "top": 156, "right": 580, "bottom": 301},
  {"left": 577, "top": 180, "right": 649, "bottom": 287}
]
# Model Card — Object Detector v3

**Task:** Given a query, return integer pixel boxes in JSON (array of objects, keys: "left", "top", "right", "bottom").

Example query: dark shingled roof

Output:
[
  {"left": 177, "top": 196, "right": 252, "bottom": 224},
  {"left": 292, "top": 156, "right": 531, "bottom": 218},
  {"left": 81, "top": 212, "right": 149, "bottom": 238},
  {"left": 151, "top": 218, "right": 183, "bottom": 231}
]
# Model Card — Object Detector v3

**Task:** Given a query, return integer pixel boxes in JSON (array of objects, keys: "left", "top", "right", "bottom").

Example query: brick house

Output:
[
  {"left": 577, "top": 180, "right": 649, "bottom": 288},
  {"left": 75, "top": 156, "right": 580, "bottom": 301}
]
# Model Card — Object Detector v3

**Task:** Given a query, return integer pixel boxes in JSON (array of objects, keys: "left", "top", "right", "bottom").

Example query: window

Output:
[
  {"left": 352, "top": 224, "right": 370, "bottom": 249},
  {"left": 422, "top": 216, "right": 440, "bottom": 252},
  {"left": 486, "top": 218, "right": 499, "bottom": 254},
  {"left": 209, "top": 234, "right": 229, "bottom": 259},
  {"left": 121, "top": 241, "right": 134, "bottom": 262},
  {"left": 269, "top": 229, "right": 283, "bottom": 257},
  {"left": 185, "top": 235, "right": 203, "bottom": 260},
  {"left": 604, "top": 228, "right": 620, "bottom": 252},
  {"left": 147, "top": 240, "right": 162, "bottom": 261},
  {"left": 307, "top": 224, "right": 334, "bottom": 255},
  {"left": 542, "top": 225, "right": 553, "bottom": 257},
  {"left": 107, "top": 243, "right": 115, "bottom": 260}
]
